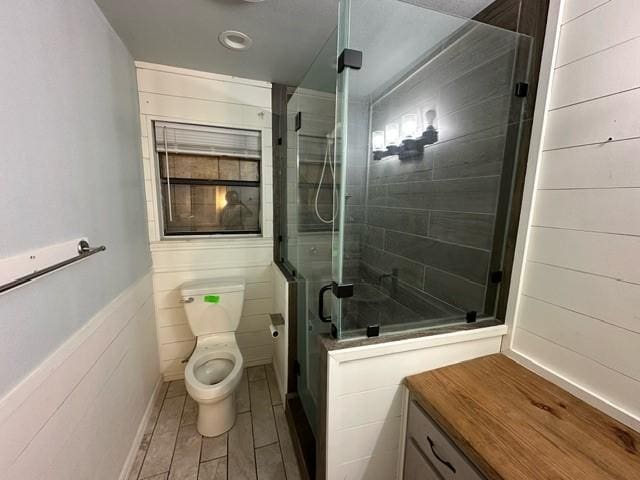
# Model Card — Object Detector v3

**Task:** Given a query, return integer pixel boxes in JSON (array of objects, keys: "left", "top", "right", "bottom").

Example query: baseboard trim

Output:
[
  {"left": 244, "top": 357, "right": 274, "bottom": 369},
  {"left": 163, "top": 371, "right": 185, "bottom": 382},
  {"left": 118, "top": 376, "right": 163, "bottom": 480}
]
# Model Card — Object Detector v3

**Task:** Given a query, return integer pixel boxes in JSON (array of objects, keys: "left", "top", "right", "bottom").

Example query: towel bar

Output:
[{"left": 0, "top": 240, "right": 106, "bottom": 294}]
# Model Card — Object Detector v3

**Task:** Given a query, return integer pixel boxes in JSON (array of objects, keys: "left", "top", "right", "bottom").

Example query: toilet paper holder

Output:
[{"left": 269, "top": 313, "right": 284, "bottom": 339}]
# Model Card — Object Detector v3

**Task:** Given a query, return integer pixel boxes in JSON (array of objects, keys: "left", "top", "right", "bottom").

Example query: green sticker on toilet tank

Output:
[{"left": 203, "top": 295, "right": 220, "bottom": 304}]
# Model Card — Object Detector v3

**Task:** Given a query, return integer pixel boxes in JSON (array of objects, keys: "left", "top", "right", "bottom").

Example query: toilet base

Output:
[{"left": 196, "top": 392, "right": 236, "bottom": 437}]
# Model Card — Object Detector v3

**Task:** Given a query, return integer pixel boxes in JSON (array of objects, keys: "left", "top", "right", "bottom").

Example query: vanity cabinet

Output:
[{"left": 404, "top": 397, "right": 485, "bottom": 480}]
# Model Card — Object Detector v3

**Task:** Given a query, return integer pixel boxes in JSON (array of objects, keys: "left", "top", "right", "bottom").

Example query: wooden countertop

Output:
[{"left": 405, "top": 354, "right": 640, "bottom": 480}]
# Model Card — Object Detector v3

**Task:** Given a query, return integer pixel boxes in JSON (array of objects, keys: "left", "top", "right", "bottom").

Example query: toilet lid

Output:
[{"left": 194, "top": 357, "right": 234, "bottom": 386}]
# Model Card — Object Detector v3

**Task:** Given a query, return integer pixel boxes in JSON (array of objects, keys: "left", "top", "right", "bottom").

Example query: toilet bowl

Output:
[
  {"left": 180, "top": 277, "right": 245, "bottom": 437},
  {"left": 185, "top": 334, "right": 243, "bottom": 436}
]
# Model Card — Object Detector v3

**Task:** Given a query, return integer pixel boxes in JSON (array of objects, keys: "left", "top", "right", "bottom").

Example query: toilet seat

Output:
[{"left": 185, "top": 341, "right": 243, "bottom": 403}]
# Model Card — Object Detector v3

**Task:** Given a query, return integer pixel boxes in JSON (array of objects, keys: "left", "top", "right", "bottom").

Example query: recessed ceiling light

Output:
[{"left": 218, "top": 30, "right": 253, "bottom": 51}]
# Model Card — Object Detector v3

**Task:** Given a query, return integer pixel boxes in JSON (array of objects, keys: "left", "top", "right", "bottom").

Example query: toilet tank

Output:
[{"left": 180, "top": 278, "right": 245, "bottom": 336}]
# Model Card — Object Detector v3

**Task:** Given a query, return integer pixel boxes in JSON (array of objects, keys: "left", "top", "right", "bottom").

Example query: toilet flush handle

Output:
[{"left": 181, "top": 297, "right": 194, "bottom": 303}]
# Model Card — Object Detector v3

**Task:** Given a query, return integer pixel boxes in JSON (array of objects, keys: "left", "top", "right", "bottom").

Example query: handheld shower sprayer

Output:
[{"left": 314, "top": 129, "right": 338, "bottom": 224}]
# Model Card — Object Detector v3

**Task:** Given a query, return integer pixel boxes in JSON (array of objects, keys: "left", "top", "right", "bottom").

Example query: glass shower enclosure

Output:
[{"left": 280, "top": 0, "right": 532, "bottom": 433}]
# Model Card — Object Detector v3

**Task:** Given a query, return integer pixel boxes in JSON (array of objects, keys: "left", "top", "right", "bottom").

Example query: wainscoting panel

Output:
[
  {"left": 325, "top": 327, "right": 506, "bottom": 480},
  {"left": 152, "top": 241, "right": 275, "bottom": 380},
  {"left": 153, "top": 262, "right": 275, "bottom": 379},
  {"left": 0, "top": 274, "right": 159, "bottom": 480}
]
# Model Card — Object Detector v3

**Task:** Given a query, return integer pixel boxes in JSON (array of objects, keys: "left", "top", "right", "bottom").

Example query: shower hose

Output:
[{"left": 314, "top": 136, "right": 338, "bottom": 224}]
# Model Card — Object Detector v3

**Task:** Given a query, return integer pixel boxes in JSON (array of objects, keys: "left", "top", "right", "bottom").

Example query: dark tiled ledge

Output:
[{"left": 319, "top": 318, "right": 503, "bottom": 351}]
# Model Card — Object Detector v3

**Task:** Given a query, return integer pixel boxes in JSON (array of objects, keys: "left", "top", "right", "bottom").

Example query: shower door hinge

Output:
[
  {"left": 331, "top": 281, "right": 354, "bottom": 298},
  {"left": 515, "top": 82, "right": 529, "bottom": 98},
  {"left": 277, "top": 137, "right": 283, "bottom": 145},
  {"left": 295, "top": 112, "right": 302, "bottom": 131},
  {"left": 294, "top": 359, "right": 301, "bottom": 376},
  {"left": 490, "top": 270, "right": 503, "bottom": 283},
  {"left": 338, "top": 49, "right": 363, "bottom": 74}
]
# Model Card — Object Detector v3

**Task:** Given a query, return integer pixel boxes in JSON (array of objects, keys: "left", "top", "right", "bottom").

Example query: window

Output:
[{"left": 154, "top": 121, "right": 261, "bottom": 236}]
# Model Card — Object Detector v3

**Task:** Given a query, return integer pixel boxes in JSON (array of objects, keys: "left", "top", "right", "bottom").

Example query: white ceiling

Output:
[{"left": 95, "top": 0, "right": 493, "bottom": 86}]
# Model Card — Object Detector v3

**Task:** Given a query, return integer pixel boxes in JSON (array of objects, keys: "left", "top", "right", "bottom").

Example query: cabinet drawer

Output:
[
  {"left": 407, "top": 399, "right": 484, "bottom": 480},
  {"left": 404, "top": 438, "right": 444, "bottom": 480}
]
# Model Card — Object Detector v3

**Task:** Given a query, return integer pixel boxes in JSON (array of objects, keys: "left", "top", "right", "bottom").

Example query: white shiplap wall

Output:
[
  {"left": 136, "top": 62, "right": 275, "bottom": 380},
  {"left": 506, "top": 0, "right": 640, "bottom": 431},
  {"left": 325, "top": 326, "right": 506, "bottom": 480},
  {"left": 0, "top": 274, "right": 159, "bottom": 480}
]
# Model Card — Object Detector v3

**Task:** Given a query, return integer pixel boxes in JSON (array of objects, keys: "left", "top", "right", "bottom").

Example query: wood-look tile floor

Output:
[{"left": 127, "top": 365, "right": 302, "bottom": 480}]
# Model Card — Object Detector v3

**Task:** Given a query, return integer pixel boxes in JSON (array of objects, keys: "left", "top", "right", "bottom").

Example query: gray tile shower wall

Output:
[
  {"left": 362, "top": 23, "right": 521, "bottom": 316},
  {"left": 342, "top": 100, "right": 370, "bottom": 280},
  {"left": 291, "top": 98, "right": 368, "bottom": 238}
]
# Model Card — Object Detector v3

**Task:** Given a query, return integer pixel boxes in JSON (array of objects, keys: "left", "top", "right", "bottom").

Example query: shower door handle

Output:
[{"left": 318, "top": 284, "right": 332, "bottom": 323}]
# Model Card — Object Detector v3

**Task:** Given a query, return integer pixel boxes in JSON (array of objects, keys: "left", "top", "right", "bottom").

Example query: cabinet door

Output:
[
  {"left": 407, "top": 400, "right": 485, "bottom": 480},
  {"left": 404, "top": 438, "right": 444, "bottom": 480}
]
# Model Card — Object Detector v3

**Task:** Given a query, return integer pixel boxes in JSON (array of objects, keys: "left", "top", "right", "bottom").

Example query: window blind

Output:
[{"left": 154, "top": 121, "right": 261, "bottom": 159}]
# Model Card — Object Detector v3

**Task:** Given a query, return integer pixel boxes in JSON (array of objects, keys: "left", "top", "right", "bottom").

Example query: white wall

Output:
[
  {"left": 325, "top": 326, "right": 506, "bottom": 480},
  {"left": 506, "top": 0, "right": 640, "bottom": 431},
  {"left": 0, "top": 1, "right": 159, "bottom": 477},
  {"left": 136, "top": 62, "right": 275, "bottom": 379}
]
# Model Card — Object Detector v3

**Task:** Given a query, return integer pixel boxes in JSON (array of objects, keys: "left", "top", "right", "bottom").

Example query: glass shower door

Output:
[
  {"left": 331, "top": 0, "right": 533, "bottom": 339},
  {"left": 284, "top": 29, "right": 338, "bottom": 433}
]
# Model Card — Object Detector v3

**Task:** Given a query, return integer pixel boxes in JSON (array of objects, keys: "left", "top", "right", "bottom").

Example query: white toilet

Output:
[{"left": 180, "top": 277, "right": 245, "bottom": 437}]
